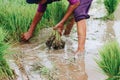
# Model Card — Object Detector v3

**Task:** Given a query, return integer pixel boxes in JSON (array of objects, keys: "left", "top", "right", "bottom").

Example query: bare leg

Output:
[
  {"left": 21, "top": 11, "right": 44, "bottom": 41},
  {"left": 63, "top": 18, "right": 75, "bottom": 36},
  {"left": 76, "top": 19, "right": 86, "bottom": 53}
]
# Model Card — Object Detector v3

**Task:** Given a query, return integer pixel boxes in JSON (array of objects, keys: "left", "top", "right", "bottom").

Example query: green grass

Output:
[
  {"left": 0, "top": 28, "right": 14, "bottom": 80},
  {"left": 96, "top": 41, "right": 120, "bottom": 80},
  {"left": 0, "top": 0, "right": 68, "bottom": 42}
]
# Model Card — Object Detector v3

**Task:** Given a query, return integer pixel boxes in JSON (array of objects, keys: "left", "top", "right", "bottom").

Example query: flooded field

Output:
[{"left": 8, "top": 0, "right": 120, "bottom": 80}]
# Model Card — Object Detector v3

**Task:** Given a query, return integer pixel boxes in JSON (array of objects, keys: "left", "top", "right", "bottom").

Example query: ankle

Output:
[{"left": 77, "top": 48, "right": 85, "bottom": 52}]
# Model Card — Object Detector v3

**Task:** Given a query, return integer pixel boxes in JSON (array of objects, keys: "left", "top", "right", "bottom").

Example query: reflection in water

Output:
[
  {"left": 113, "top": 21, "right": 120, "bottom": 43},
  {"left": 47, "top": 50, "right": 87, "bottom": 80},
  {"left": 114, "top": 4, "right": 120, "bottom": 20},
  {"left": 103, "top": 21, "right": 116, "bottom": 42}
]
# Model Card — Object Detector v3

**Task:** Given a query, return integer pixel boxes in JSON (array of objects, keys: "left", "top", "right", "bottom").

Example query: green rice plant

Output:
[
  {"left": 0, "top": 28, "right": 14, "bottom": 80},
  {"left": 0, "top": 0, "right": 37, "bottom": 41},
  {"left": 44, "top": 0, "right": 68, "bottom": 25},
  {"left": 40, "top": 66, "right": 50, "bottom": 75},
  {"left": 0, "top": 0, "right": 68, "bottom": 42},
  {"left": 104, "top": 0, "right": 118, "bottom": 20},
  {"left": 96, "top": 41, "right": 120, "bottom": 80}
]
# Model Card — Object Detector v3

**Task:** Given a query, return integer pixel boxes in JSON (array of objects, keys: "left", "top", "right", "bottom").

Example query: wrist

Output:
[
  {"left": 28, "top": 29, "right": 33, "bottom": 35},
  {"left": 60, "top": 20, "right": 65, "bottom": 24}
]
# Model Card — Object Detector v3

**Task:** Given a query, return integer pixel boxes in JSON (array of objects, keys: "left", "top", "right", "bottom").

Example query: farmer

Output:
[{"left": 22, "top": 0, "right": 93, "bottom": 58}]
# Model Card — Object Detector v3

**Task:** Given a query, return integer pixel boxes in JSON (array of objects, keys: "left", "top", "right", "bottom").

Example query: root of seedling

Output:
[{"left": 46, "top": 30, "right": 65, "bottom": 50}]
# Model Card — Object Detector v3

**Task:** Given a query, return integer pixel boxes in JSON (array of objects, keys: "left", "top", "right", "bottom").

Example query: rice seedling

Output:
[
  {"left": 0, "top": 28, "right": 15, "bottom": 80},
  {"left": 96, "top": 41, "right": 120, "bottom": 80},
  {"left": 46, "top": 30, "right": 65, "bottom": 50},
  {"left": 33, "top": 63, "right": 58, "bottom": 80},
  {"left": 103, "top": 0, "right": 119, "bottom": 20}
]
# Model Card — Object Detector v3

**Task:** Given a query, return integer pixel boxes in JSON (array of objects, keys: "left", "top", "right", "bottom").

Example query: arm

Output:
[
  {"left": 59, "top": 2, "right": 80, "bottom": 24},
  {"left": 28, "top": 3, "right": 47, "bottom": 34},
  {"left": 22, "top": 4, "right": 47, "bottom": 41},
  {"left": 53, "top": 1, "right": 80, "bottom": 34},
  {"left": 28, "top": 11, "right": 44, "bottom": 34}
]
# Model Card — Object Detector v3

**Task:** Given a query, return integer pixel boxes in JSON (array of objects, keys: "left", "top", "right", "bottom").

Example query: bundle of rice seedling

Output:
[
  {"left": 96, "top": 41, "right": 120, "bottom": 80},
  {"left": 103, "top": 0, "right": 118, "bottom": 20},
  {"left": 46, "top": 30, "right": 65, "bottom": 50}
]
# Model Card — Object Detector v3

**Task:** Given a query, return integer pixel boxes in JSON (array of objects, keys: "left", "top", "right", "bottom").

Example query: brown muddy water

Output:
[{"left": 8, "top": 1, "right": 120, "bottom": 80}]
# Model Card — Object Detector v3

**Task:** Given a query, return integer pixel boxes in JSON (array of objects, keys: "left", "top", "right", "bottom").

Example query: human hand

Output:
[
  {"left": 21, "top": 31, "right": 32, "bottom": 41},
  {"left": 53, "top": 22, "right": 64, "bottom": 36}
]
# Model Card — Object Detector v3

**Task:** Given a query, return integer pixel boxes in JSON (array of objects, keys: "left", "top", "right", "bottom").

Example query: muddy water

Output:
[
  {"left": 9, "top": 1, "right": 120, "bottom": 80},
  {"left": 85, "top": 2, "right": 120, "bottom": 80}
]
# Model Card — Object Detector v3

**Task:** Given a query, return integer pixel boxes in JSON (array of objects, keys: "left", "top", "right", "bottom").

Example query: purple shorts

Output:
[
  {"left": 74, "top": 0, "right": 93, "bottom": 22},
  {"left": 37, "top": 0, "right": 79, "bottom": 12},
  {"left": 37, "top": 0, "right": 92, "bottom": 22},
  {"left": 37, "top": 4, "right": 47, "bottom": 12}
]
